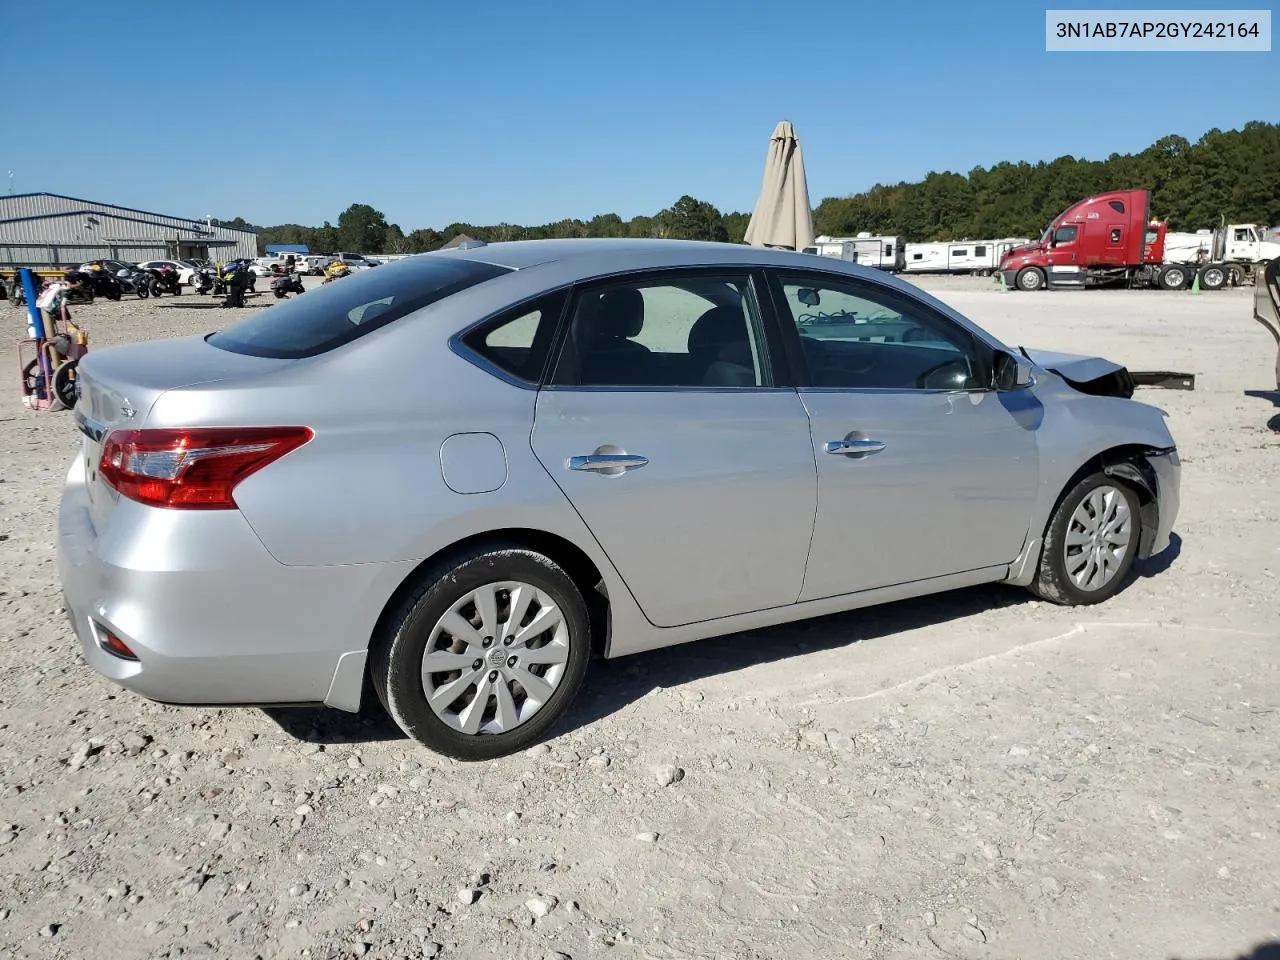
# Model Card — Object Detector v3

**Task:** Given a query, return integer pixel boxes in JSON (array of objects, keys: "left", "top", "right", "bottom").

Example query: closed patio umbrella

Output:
[{"left": 743, "top": 120, "right": 815, "bottom": 251}]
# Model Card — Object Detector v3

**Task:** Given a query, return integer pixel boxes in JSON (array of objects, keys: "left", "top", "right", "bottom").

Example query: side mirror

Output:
[{"left": 994, "top": 350, "right": 1035, "bottom": 390}]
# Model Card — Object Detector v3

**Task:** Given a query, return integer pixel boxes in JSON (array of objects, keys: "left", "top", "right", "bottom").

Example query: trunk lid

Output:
[{"left": 75, "top": 335, "right": 295, "bottom": 532}]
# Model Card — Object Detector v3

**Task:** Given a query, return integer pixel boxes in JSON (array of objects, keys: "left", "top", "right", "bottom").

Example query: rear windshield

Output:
[{"left": 207, "top": 255, "right": 510, "bottom": 359}]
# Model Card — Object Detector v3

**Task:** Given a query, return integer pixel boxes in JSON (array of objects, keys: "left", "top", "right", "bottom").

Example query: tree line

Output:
[{"left": 217, "top": 122, "right": 1279, "bottom": 255}]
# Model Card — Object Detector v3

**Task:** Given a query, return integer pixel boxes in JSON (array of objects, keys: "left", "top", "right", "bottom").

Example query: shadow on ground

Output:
[
  {"left": 262, "top": 535, "right": 1182, "bottom": 747},
  {"left": 1174, "top": 941, "right": 1280, "bottom": 960},
  {"left": 1244, "top": 389, "right": 1280, "bottom": 432},
  {"left": 156, "top": 300, "right": 268, "bottom": 310}
]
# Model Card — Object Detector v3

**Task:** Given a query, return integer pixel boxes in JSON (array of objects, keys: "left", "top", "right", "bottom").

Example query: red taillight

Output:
[
  {"left": 98, "top": 426, "right": 313, "bottom": 510},
  {"left": 95, "top": 623, "right": 138, "bottom": 661}
]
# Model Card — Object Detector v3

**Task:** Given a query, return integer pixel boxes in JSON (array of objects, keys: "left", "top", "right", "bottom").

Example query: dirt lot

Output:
[{"left": 1, "top": 274, "right": 1278, "bottom": 960}]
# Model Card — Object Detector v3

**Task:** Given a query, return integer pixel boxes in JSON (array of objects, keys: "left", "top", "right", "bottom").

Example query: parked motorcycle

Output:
[
  {"left": 78, "top": 264, "right": 123, "bottom": 300},
  {"left": 219, "top": 261, "right": 253, "bottom": 308},
  {"left": 111, "top": 266, "right": 156, "bottom": 299},
  {"left": 147, "top": 265, "right": 183, "bottom": 296},
  {"left": 192, "top": 264, "right": 217, "bottom": 295},
  {"left": 271, "top": 272, "right": 306, "bottom": 299}
]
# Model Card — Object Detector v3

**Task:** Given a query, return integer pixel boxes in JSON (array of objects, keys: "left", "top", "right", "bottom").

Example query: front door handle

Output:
[
  {"left": 569, "top": 453, "right": 649, "bottom": 472},
  {"left": 824, "top": 438, "right": 886, "bottom": 456}
]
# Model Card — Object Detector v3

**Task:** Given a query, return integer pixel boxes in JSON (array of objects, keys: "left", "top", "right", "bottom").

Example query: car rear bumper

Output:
[{"left": 56, "top": 453, "right": 390, "bottom": 712}]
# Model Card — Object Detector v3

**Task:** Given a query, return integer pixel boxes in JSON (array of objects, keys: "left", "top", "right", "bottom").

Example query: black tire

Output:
[
  {"left": 136, "top": 284, "right": 149, "bottom": 299},
  {"left": 371, "top": 543, "right": 591, "bottom": 761},
  {"left": 1030, "top": 472, "right": 1142, "bottom": 606},
  {"left": 1015, "top": 266, "right": 1045, "bottom": 291},
  {"left": 1197, "top": 264, "right": 1227, "bottom": 290},
  {"left": 20, "top": 357, "right": 68, "bottom": 410},
  {"left": 1157, "top": 264, "right": 1188, "bottom": 290},
  {"left": 1227, "top": 263, "right": 1248, "bottom": 286},
  {"left": 52, "top": 359, "right": 77, "bottom": 409}
]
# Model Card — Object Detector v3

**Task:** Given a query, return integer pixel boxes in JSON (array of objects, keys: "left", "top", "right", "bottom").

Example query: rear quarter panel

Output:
[{"left": 142, "top": 265, "right": 626, "bottom": 565}]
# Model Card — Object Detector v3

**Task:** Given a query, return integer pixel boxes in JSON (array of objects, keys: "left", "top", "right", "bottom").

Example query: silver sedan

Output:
[{"left": 57, "top": 239, "right": 1180, "bottom": 759}]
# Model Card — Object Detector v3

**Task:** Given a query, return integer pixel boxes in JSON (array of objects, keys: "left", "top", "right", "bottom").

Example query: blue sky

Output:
[{"left": 2, "top": 0, "right": 1275, "bottom": 230}]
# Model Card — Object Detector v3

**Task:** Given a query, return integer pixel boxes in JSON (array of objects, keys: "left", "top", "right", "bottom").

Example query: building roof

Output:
[{"left": 0, "top": 192, "right": 256, "bottom": 238}]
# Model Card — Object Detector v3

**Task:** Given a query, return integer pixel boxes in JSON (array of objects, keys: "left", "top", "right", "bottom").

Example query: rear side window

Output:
[
  {"left": 458, "top": 293, "right": 566, "bottom": 384},
  {"left": 208, "top": 256, "right": 509, "bottom": 359}
]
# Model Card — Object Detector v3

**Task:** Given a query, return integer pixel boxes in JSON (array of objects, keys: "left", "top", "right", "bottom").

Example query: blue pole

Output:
[
  {"left": 18, "top": 268, "right": 52, "bottom": 403},
  {"left": 19, "top": 267, "right": 45, "bottom": 339}
]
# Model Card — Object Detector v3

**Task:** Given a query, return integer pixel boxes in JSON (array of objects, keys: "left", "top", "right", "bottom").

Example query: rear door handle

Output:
[
  {"left": 824, "top": 438, "right": 886, "bottom": 456},
  {"left": 569, "top": 453, "right": 649, "bottom": 472}
]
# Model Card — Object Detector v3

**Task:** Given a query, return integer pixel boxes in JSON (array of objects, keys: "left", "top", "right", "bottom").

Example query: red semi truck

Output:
[{"left": 997, "top": 188, "right": 1278, "bottom": 292}]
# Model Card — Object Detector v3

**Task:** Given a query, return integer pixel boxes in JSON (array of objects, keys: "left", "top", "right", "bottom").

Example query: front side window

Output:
[
  {"left": 774, "top": 274, "right": 987, "bottom": 391},
  {"left": 1053, "top": 225, "right": 1078, "bottom": 244},
  {"left": 550, "top": 273, "right": 768, "bottom": 388},
  {"left": 209, "top": 256, "right": 510, "bottom": 359}
]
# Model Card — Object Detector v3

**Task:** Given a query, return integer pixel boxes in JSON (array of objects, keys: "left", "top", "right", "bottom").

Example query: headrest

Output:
[
  {"left": 688, "top": 306, "right": 749, "bottom": 356},
  {"left": 581, "top": 287, "right": 644, "bottom": 340}
]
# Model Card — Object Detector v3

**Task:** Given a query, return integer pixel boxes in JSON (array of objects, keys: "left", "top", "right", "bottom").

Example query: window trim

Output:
[
  {"left": 762, "top": 267, "right": 997, "bottom": 394},
  {"left": 543, "top": 266, "right": 790, "bottom": 393},
  {"left": 450, "top": 287, "right": 571, "bottom": 389}
]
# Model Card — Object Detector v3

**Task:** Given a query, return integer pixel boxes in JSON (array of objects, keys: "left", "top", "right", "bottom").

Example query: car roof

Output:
[{"left": 424, "top": 237, "right": 855, "bottom": 273}]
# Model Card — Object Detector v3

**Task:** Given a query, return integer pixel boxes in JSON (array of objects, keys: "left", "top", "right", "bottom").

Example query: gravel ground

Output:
[{"left": 1, "top": 274, "right": 1278, "bottom": 960}]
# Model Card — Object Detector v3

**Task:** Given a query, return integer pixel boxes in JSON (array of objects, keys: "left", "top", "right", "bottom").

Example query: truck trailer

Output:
[{"left": 997, "top": 188, "right": 1280, "bottom": 291}]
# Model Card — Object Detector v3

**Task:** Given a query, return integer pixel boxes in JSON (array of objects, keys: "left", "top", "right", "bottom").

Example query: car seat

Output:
[{"left": 688, "top": 306, "right": 756, "bottom": 386}]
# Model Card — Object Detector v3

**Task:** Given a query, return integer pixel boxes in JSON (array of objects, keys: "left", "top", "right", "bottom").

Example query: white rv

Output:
[
  {"left": 802, "top": 240, "right": 858, "bottom": 262},
  {"left": 813, "top": 233, "right": 905, "bottom": 271},
  {"left": 903, "top": 242, "right": 948, "bottom": 273},
  {"left": 903, "top": 238, "right": 1032, "bottom": 275}
]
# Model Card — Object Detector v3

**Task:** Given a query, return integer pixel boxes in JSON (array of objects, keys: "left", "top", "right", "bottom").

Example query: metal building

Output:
[{"left": 0, "top": 193, "right": 258, "bottom": 268}]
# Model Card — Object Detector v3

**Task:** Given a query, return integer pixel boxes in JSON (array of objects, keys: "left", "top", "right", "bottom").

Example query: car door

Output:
[
  {"left": 530, "top": 268, "right": 817, "bottom": 628},
  {"left": 766, "top": 268, "right": 1040, "bottom": 602}
]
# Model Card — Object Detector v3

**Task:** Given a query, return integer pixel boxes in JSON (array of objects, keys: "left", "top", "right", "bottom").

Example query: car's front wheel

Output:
[
  {"left": 371, "top": 543, "right": 591, "bottom": 760},
  {"left": 1031, "top": 473, "right": 1142, "bottom": 605}
]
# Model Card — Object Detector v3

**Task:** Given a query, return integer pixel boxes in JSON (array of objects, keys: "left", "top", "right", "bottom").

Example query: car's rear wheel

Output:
[
  {"left": 371, "top": 543, "right": 590, "bottom": 760},
  {"left": 1031, "top": 473, "right": 1141, "bottom": 605}
]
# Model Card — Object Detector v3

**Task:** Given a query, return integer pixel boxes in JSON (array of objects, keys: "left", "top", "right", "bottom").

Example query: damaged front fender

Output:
[{"left": 1020, "top": 346, "right": 1135, "bottom": 399}]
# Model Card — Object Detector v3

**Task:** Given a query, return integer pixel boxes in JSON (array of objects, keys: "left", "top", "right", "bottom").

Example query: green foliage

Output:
[
  {"left": 815, "top": 122, "right": 1280, "bottom": 240},
  {"left": 217, "top": 123, "right": 1280, "bottom": 255},
  {"left": 657, "top": 195, "right": 730, "bottom": 242},
  {"left": 336, "top": 203, "right": 390, "bottom": 254}
]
